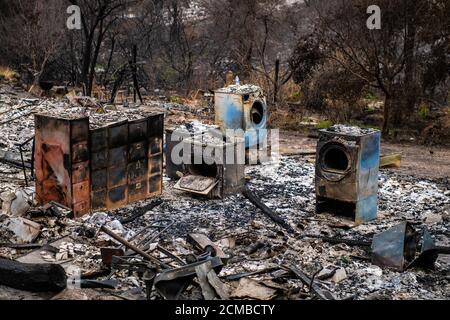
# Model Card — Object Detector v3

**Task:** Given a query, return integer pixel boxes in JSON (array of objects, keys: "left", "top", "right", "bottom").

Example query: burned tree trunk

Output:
[{"left": 0, "top": 258, "right": 67, "bottom": 292}]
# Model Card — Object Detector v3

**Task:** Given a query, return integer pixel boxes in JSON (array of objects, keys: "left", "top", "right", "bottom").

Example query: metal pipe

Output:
[{"left": 100, "top": 226, "right": 169, "bottom": 269}]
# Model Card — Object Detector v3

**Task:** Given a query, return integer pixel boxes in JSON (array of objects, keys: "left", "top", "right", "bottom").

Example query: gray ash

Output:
[{"left": 327, "top": 124, "right": 378, "bottom": 136}]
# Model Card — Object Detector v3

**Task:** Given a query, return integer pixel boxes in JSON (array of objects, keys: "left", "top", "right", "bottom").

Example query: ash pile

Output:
[{"left": 0, "top": 88, "right": 449, "bottom": 300}]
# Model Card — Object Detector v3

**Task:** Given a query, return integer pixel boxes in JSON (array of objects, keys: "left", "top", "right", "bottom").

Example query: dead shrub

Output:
[{"left": 300, "top": 62, "right": 366, "bottom": 123}]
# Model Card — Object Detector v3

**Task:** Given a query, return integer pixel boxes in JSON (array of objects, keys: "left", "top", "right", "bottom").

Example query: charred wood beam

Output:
[
  {"left": 0, "top": 243, "right": 43, "bottom": 250},
  {"left": 284, "top": 265, "right": 335, "bottom": 300},
  {"left": 242, "top": 186, "right": 294, "bottom": 233},
  {"left": 119, "top": 199, "right": 163, "bottom": 225},
  {"left": 0, "top": 258, "right": 67, "bottom": 292}
]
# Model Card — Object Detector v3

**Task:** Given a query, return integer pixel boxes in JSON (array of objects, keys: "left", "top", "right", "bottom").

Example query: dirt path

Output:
[{"left": 279, "top": 130, "right": 450, "bottom": 180}]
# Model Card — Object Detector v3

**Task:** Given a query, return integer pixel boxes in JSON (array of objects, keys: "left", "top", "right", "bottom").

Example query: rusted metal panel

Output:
[
  {"left": 35, "top": 115, "right": 73, "bottom": 208},
  {"left": 129, "top": 119, "right": 148, "bottom": 142},
  {"left": 72, "top": 161, "right": 90, "bottom": 184},
  {"left": 147, "top": 114, "right": 164, "bottom": 198},
  {"left": 148, "top": 174, "right": 162, "bottom": 196},
  {"left": 107, "top": 185, "right": 128, "bottom": 209},
  {"left": 128, "top": 180, "right": 148, "bottom": 203},
  {"left": 108, "top": 165, "right": 127, "bottom": 189},
  {"left": 91, "top": 169, "right": 107, "bottom": 191},
  {"left": 91, "top": 189, "right": 107, "bottom": 210},
  {"left": 108, "top": 120, "right": 128, "bottom": 148},
  {"left": 108, "top": 146, "right": 128, "bottom": 167},
  {"left": 91, "top": 150, "right": 108, "bottom": 170},
  {"left": 90, "top": 127, "right": 108, "bottom": 152},
  {"left": 129, "top": 141, "right": 148, "bottom": 162},
  {"left": 72, "top": 181, "right": 90, "bottom": 203},
  {"left": 148, "top": 155, "right": 162, "bottom": 175},
  {"left": 148, "top": 114, "right": 164, "bottom": 139},
  {"left": 71, "top": 118, "right": 89, "bottom": 143},
  {"left": 72, "top": 142, "right": 89, "bottom": 163},
  {"left": 128, "top": 160, "right": 148, "bottom": 183},
  {"left": 73, "top": 201, "right": 90, "bottom": 218}
]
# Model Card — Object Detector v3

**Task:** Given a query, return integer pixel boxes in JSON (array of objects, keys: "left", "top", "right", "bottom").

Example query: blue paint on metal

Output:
[
  {"left": 354, "top": 132, "right": 381, "bottom": 223},
  {"left": 216, "top": 94, "right": 243, "bottom": 130},
  {"left": 214, "top": 90, "right": 268, "bottom": 149},
  {"left": 355, "top": 194, "right": 378, "bottom": 224},
  {"left": 245, "top": 129, "right": 268, "bottom": 149},
  {"left": 360, "top": 132, "right": 381, "bottom": 170}
]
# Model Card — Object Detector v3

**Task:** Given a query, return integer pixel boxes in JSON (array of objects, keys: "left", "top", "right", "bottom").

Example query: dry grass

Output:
[
  {"left": 0, "top": 66, "right": 18, "bottom": 81},
  {"left": 269, "top": 108, "right": 310, "bottom": 131}
]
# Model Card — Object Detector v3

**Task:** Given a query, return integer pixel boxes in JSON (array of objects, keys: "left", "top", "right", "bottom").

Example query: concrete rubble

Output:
[{"left": 0, "top": 82, "right": 448, "bottom": 301}]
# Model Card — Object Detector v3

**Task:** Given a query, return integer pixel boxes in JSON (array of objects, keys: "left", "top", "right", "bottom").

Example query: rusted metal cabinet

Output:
[
  {"left": 315, "top": 127, "right": 381, "bottom": 224},
  {"left": 35, "top": 115, "right": 91, "bottom": 218},
  {"left": 35, "top": 113, "right": 164, "bottom": 217}
]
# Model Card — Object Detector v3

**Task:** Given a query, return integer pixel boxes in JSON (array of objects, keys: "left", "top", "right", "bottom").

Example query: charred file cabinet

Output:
[{"left": 35, "top": 113, "right": 164, "bottom": 217}]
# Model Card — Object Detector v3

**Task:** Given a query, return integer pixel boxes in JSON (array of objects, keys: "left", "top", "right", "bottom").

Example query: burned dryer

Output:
[
  {"left": 214, "top": 84, "right": 268, "bottom": 149},
  {"left": 165, "top": 122, "right": 220, "bottom": 180},
  {"left": 315, "top": 125, "right": 381, "bottom": 224},
  {"left": 174, "top": 130, "right": 245, "bottom": 198}
]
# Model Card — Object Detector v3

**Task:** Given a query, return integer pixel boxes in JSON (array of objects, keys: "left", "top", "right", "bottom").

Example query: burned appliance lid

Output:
[
  {"left": 174, "top": 175, "right": 219, "bottom": 196},
  {"left": 215, "top": 84, "right": 263, "bottom": 95},
  {"left": 324, "top": 124, "right": 379, "bottom": 137},
  {"left": 181, "top": 129, "right": 245, "bottom": 149}
]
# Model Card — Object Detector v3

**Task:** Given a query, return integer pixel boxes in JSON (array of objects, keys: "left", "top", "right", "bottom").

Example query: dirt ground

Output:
[{"left": 279, "top": 130, "right": 450, "bottom": 179}]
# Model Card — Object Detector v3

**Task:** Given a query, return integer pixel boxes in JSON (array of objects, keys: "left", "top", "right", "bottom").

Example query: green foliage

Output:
[
  {"left": 169, "top": 95, "right": 184, "bottom": 104},
  {"left": 364, "top": 91, "right": 377, "bottom": 101},
  {"left": 159, "top": 66, "right": 178, "bottom": 84},
  {"left": 418, "top": 104, "right": 430, "bottom": 120},
  {"left": 290, "top": 91, "right": 303, "bottom": 101},
  {"left": 366, "top": 106, "right": 376, "bottom": 114},
  {"left": 316, "top": 120, "right": 333, "bottom": 129}
]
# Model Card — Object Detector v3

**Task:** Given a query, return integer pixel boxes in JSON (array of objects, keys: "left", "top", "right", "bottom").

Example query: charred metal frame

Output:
[
  {"left": 315, "top": 128, "right": 381, "bottom": 224},
  {"left": 35, "top": 113, "right": 164, "bottom": 217}
]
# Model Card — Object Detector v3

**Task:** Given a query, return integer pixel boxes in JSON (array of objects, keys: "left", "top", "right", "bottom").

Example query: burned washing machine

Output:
[
  {"left": 315, "top": 125, "right": 381, "bottom": 224},
  {"left": 174, "top": 129, "right": 245, "bottom": 198},
  {"left": 214, "top": 84, "right": 268, "bottom": 149}
]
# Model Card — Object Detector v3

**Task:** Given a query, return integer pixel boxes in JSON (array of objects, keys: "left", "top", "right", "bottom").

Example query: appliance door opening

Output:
[
  {"left": 188, "top": 163, "right": 218, "bottom": 178},
  {"left": 321, "top": 144, "right": 350, "bottom": 173},
  {"left": 251, "top": 101, "right": 265, "bottom": 126}
]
